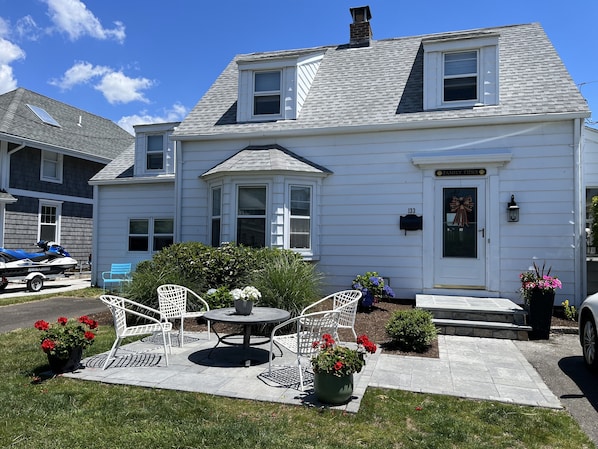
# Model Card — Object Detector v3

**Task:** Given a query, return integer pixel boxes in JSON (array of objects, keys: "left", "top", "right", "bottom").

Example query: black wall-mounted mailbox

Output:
[{"left": 399, "top": 214, "right": 423, "bottom": 234}]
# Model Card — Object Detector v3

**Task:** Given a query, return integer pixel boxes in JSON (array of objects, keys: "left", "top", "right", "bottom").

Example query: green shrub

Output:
[
  {"left": 385, "top": 308, "right": 438, "bottom": 352},
  {"left": 251, "top": 249, "right": 323, "bottom": 316},
  {"left": 204, "top": 286, "right": 234, "bottom": 309},
  {"left": 125, "top": 242, "right": 322, "bottom": 317}
]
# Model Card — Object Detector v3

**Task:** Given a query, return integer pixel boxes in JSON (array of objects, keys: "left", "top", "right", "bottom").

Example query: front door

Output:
[{"left": 434, "top": 179, "right": 486, "bottom": 289}]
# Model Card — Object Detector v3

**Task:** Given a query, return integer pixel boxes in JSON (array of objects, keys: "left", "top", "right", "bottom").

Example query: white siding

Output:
[
  {"left": 176, "top": 119, "right": 582, "bottom": 304},
  {"left": 92, "top": 182, "right": 174, "bottom": 285}
]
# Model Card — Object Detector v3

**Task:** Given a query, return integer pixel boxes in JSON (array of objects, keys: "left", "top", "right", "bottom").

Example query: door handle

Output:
[{"left": 479, "top": 228, "right": 485, "bottom": 238}]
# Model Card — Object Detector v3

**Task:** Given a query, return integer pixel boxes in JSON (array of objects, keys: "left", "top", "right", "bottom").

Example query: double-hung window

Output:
[
  {"left": 237, "top": 186, "right": 266, "bottom": 248},
  {"left": 146, "top": 135, "right": 164, "bottom": 170},
  {"left": 211, "top": 187, "right": 222, "bottom": 247},
  {"left": 253, "top": 71, "right": 281, "bottom": 116},
  {"left": 443, "top": 51, "right": 478, "bottom": 102},
  {"left": 39, "top": 201, "right": 61, "bottom": 242},
  {"left": 41, "top": 150, "right": 63, "bottom": 183},
  {"left": 423, "top": 33, "right": 498, "bottom": 110},
  {"left": 289, "top": 185, "right": 311, "bottom": 250}
]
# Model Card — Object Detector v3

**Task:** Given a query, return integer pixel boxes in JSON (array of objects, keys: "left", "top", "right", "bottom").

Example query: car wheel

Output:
[
  {"left": 582, "top": 316, "right": 598, "bottom": 371},
  {"left": 27, "top": 275, "right": 44, "bottom": 292}
]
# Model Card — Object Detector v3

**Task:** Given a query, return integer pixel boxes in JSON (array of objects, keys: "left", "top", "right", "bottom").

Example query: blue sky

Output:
[{"left": 0, "top": 0, "right": 596, "bottom": 134}]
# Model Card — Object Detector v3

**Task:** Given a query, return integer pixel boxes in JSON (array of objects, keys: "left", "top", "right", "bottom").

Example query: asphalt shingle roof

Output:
[
  {"left": 0, "top": 88, "right": 134, "bottom": 161},
  {"left": 173, "top": 23, "right": 589, "bottom": 139}
]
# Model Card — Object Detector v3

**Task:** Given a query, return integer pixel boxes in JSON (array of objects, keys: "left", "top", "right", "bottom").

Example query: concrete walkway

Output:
[{"left": 63, "top": 330, "right": 562, "bottom": 413}]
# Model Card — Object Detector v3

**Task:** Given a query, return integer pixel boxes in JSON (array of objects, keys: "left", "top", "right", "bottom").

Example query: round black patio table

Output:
[{"left": 203, "top": 307, "right": 290, "bottom": 367}]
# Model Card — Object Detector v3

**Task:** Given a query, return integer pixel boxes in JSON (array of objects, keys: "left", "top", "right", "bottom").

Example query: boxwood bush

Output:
[{"left": 385, "top": 308, "right": 438, "bottom": 352}]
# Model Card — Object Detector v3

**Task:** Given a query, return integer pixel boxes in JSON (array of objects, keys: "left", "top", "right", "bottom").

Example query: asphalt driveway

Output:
[{"left": 516, "top": 334, "right": 598, "bottom": 446}]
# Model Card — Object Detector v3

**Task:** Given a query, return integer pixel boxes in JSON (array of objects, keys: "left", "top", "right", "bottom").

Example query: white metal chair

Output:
[
  {"left": 99, "top": 295, "right": 172, "bottom": 370},
  {"left": 268, "top": 310, "right": 340, "bottom": 391},
  {"left": 301, "top": 290, "right": 362, "bottom": 340},
  {"left": 156, "top": 284, "right": 210, "bottom": 347}
]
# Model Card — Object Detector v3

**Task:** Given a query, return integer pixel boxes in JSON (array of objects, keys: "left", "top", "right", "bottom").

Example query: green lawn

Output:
[{"left": 0, "top": 324, "right": 594, "bottom": 449}]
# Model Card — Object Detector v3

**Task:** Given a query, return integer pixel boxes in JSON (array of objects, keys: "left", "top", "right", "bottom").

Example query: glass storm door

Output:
[{"left": 434, "top": 180, "right": 486, "bottom": 289}]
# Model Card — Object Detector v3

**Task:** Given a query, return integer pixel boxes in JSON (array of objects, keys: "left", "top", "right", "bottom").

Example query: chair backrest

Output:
[
  {"left": 331, "top": 290, "right": 361, "bottom": 329},
  {"left": 296, "top": 310, "right": 340, "bottom": 358},
  {"left": 100, "top": 294, "right": 128, "bottom": 336},
  {"left": 110, "top": 263, "right": 132, "bottom": 276},
  {"left": 156, "top": 284, "right": 187, "bottom": 318}
]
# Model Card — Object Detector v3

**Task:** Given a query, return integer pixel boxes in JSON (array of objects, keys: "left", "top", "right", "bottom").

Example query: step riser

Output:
[
  {"left": 426, "top": 309, "right": 527, "bottom": 325},
  {"left": 436, "top": 324, "right": 529, "bottom": 341}
]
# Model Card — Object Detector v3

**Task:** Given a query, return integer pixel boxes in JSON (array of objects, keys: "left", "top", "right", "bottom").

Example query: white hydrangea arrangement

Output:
[{"left": 230, "top": 286, "right": 261, "bottom": 302}]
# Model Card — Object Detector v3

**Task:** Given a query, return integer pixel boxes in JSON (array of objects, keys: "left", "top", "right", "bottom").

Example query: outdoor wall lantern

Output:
[{"left": 507, "top": 194, "right": 519, "bottom": 222}]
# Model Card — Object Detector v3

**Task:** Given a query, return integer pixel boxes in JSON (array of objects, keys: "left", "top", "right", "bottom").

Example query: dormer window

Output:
[
  {"left": 423, "top": 33, "right": 499, "bottom": 110},
  {"left": 254, "top": 71, "right": 281, "bottom": 116},
  {"left": 133, "top": 122, "right": 179, "bottom": 177},
  {"left": 443, "top": 51, "right": 478, "bottom": 102},
  {"left": 146, "top": 135, "right": 164, "bottom": 170},
  {"left": 236, "top": 50, "right": 325, "bottom": 123}
]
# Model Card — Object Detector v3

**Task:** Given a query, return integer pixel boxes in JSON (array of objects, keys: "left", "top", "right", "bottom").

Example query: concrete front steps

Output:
[{"left": 416, "top": 294, "right": 532, "bottom": 341}]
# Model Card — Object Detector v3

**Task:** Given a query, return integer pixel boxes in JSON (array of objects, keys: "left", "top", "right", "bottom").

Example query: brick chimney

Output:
[{"left": 349, "top": 6, "right": 372, "bottom": 47}]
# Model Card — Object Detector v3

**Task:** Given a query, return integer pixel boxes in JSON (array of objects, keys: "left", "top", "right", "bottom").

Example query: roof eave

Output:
[{"left": 172, "top": 111, "right": 591, "bottom": 142}]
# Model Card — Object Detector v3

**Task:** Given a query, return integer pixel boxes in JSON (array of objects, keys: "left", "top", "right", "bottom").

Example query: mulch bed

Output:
[{"left": 88, "top": 298, "right": 578, "bottom": 360}]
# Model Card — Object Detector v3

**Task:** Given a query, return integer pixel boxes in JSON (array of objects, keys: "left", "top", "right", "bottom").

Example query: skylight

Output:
[{"left": 26, "top": 104, "right": 61, "bottom": 127}]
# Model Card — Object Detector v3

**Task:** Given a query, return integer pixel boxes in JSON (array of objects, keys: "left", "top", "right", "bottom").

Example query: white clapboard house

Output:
[{"left": 90, "top": 7, "right": 591, "bottom": 305}]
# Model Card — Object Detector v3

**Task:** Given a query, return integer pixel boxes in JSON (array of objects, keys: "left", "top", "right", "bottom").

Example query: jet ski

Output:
[{"left": 0, "top": 241, "right": 78, "bottom": 292}]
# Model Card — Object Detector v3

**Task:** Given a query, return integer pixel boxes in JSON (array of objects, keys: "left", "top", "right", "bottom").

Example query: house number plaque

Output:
[{"left": 435, "top": 168, "right": 486, "bottom": 177}]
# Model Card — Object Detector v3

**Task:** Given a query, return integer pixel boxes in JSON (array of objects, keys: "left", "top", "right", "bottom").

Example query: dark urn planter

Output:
[
  {"left": 527, "top": 289, "right": 555, "bottom": 340},
  {"left": 313, "top": 372, "right": 354, "bottom": 405},
  {"left": 47, "top": 346, "right": 83, "bottom": 374},
  {"left": 234, "top": 299, "right": 253, "bottom": 315}
]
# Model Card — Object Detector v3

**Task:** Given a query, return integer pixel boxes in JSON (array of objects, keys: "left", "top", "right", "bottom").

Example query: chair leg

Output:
[
  {"left": 179, "top": 318, "right": 184, "bottom": 348},
  {"left": 102, "top": 337, "right": 122, "bottom": 370},
  {"left": 298, "top": 358, "right": 305, "bottom": 391},
  {"left": 161, "top": 330, "right": 170, "bottom": 366}
]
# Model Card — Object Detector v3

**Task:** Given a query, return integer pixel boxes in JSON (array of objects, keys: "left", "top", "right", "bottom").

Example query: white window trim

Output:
[
  {"left": 234, "top": 183, "right": 269, "bottom": 247},
  {"left": 127, "top": 217, "right": 174, "bottom": 253},
  {"left": 40, "top": 150, "right": 64, "bottom": 184},
  {"left": 38, "top": 200, "right": 62, "bottom": 243},
  {"left": 252, "top": 71, "right": 282, "bottom": 118},
  {"left": 423, "top": 34, "right": 499, "bottom": 111},
  {"left": 285, "top": 182, "right": 315, "bottom": 258},
  {"left": 442, "top": 50, "right": 479, "bottom": 106},
  {"left": 210, "top": 185, "right": 223, "bottom": 247},
  {"left": 146, "top": 134, "right": 165, "bottom": 172}
]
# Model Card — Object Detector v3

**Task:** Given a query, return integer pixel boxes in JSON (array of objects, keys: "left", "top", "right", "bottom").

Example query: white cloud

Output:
[
  {"left": 0, "top": 17, "right": 9, "bottom": 37},
  {"left": 0, "top": 37, "right": 25, "bottom": 93},
  {"left": 44, "top": 0, "right": 125, "bottom": 43},
  {"left": 0, "top": 37, "right": 25, "bottom": 65},
  {"left": 49, "top": 61, "right": 111, "bottom": 90},
  {"left": 0, "top": 64, "right": 18, "bottom": 94},
  {"left": 117, "top": 103, "right": 189, "bottom": 134},
  {"left": 49, "top": 61, "right": 153, "bottom": 105},
  {"left": 95, "top": 71, "right": 153, "bottom": 104},
  {"left": 15, "top": 15, "right": 43, "bottom": 41}
]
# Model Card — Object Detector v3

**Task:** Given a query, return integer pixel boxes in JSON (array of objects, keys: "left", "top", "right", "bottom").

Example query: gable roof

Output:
[
  {"left": 173, "top": 23, "right": 589, "bottom": 140},
  {"left": 0, "top": 88, "right": 134, "bottom": 162}
]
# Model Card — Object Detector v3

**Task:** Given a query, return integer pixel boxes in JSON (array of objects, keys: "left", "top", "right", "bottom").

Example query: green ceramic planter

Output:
[{"left": 314, "top": 372, "right": 354, "bottom": 405}]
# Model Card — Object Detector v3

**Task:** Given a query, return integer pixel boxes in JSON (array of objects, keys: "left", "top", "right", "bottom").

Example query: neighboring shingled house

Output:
[
  {"left": 91, "top": 7, "right": 591, "bottom": 305},
  {"left": 0, "top": 88, "right": 133, "bottom": 266}
]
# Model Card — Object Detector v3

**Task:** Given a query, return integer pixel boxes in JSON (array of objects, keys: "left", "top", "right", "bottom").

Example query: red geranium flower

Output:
[
  {"left": 34, "top": 320, "right": 49, "bottom": 331},
  {"left": 333, "top": 361, "right": 344, "bottom": 371},
  {"left": 40, "top": 338, "right": 56, "bottom": 352},
  {"left": 84, "top": 331, "right": 95, "bottom": 341},
  {"left": 57, "top": 317, "right": 68, "bottom": 325}
]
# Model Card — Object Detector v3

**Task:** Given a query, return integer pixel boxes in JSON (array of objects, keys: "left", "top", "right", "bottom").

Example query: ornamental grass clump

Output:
[
  {"left": 519, "top": 261, "right": 562, "bottom": 305},
  {"left": 311, "top": 334, "right": 377, "bottom": 377},
  {"left": 385, "top": 308, "right": 437, "bottom": 353},
  {"left": 34, "top": 316, "right": 98, "bottom": 359}
]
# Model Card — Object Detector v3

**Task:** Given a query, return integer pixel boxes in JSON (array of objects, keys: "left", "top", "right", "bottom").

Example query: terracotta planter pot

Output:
[{"left": 314, "top": 372, "right": 354, "bottom": 405}]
